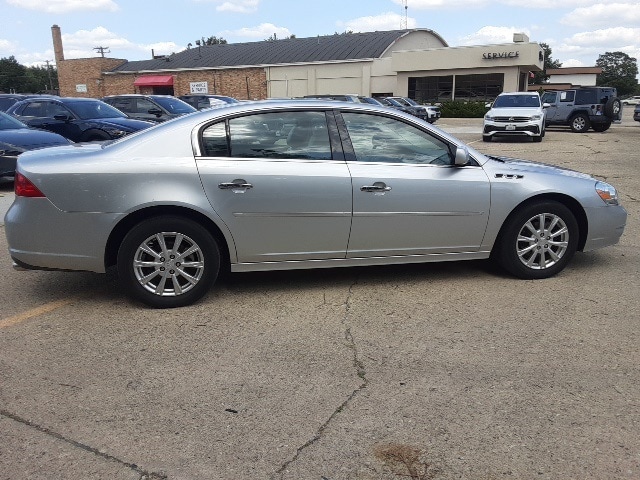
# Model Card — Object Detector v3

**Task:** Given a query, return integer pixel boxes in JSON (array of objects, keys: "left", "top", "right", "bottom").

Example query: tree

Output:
[
  {"left": 195, "top": 36, "right": 227, "bottom": 46},
  {"left": 0, "top": 56, "right": 57, "bottom": 93},
  {"left": 265, "top": 33, "right": 296, "bottom": 41},
  {"left": 596, "top": 51, "right": 638, "bottom": 96},
  {"left": 530, "top": 43, "right": 562, "bottom": 85}
]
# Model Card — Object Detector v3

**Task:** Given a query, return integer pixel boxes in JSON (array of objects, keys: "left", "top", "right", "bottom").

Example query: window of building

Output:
[{"left": 409, "top": 73, "right": 504, "bottom": 103}]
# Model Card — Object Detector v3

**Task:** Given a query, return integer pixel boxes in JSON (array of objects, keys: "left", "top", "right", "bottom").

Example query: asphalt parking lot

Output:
[{"left": 1, "top": 109, "right": 638, "bottom": 480}]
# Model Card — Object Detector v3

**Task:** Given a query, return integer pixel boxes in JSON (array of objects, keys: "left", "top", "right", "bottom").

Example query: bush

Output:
[{"left": 438, "top": 100, "right": 488, "bottom": 118}]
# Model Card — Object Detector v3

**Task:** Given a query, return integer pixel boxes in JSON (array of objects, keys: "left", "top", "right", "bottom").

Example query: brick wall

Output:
[
  {"left": 57, "top": 58, "right": 127, "bottom": 97},
  {"left": 58, "top": 61, "right": 267, "bottom": 100}
]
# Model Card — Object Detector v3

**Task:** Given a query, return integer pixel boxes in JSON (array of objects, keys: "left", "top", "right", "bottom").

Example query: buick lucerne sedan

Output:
[{"left": 5, "top": 100, "right": 627, "bottom": 308}]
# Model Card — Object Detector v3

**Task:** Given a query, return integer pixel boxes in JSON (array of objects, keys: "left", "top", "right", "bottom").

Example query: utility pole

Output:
[
  {"left": 44, "top": 59, "right": 54, "bottom": 91},
  {"left": 94, "top": 46, "right": 110, "bottom": 57}
]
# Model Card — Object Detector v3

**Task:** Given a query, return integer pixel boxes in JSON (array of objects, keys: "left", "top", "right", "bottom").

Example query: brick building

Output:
[{"left": 52, "top": 25, "right": 544, "bottom": 103}]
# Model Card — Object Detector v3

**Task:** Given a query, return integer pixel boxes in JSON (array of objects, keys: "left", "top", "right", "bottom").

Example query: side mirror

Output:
[
  {"left": 542, "top": 103, "right": 551, "bottom": 108},
  {"left": 454, "top": 146, "right": 469, "bottom": 166},
  {"left": 485, "top": 102, "right": 492, "bottom": 109},
  {"left": 53, "top": 114, "right": 72, "bottom": 122},
  {"left": 148, "top": 108, "right": 163, "bottom": 117}
]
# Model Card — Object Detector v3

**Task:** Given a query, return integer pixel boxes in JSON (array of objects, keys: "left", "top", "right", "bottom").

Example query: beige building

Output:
[{"left": 52, "top": 25, "right": 544, "bottom": 103}]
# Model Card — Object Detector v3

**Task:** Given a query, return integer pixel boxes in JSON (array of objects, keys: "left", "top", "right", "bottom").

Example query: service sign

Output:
[
  {"left": 76, "top": 84, "right": 88, "bottom": 93},
  {"left": 190, "top": 82, "right": 208, "bottom": 94}
]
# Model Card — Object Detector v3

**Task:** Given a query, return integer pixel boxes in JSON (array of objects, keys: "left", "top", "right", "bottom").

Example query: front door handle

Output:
[
  {"left": 218, "top": 179, "right": 253, "bottom": 190},
  {"left": 361, "top": 182, "right": 392, "bottom": 193}
]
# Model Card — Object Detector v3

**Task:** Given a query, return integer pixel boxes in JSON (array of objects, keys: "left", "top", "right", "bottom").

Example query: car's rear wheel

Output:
[
  {"left": 117, "top": 216, "right": 220, "bottom": 308},
  {"left": 592, "top": 121, "right": 611, "bottom": 132},
  {"left": 495, "top": 201, "right": 578, "bottom": 279},
  {"left": 570, "top": 113, "right": 590, "bottom": 133}
]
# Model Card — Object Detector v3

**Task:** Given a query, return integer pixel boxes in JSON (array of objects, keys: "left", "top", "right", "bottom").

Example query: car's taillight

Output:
[{"left": 14, "top": 172, "right": 45, "bottom": 198}]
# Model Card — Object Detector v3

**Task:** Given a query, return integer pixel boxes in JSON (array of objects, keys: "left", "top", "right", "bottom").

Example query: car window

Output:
[
  {"left": 575, "top": 90, "right": 597, "bottom": 104},
  {"left": 107, "top": 98, "right": 133, "bottom": 113},
  {"left": 20, "top": 101, "right": 47, "bottom": 117},
  {"left": 341, "top": 112, "right": 453, "bottom": 165},
  {"left": 47, "top": 102, "right": 72, "bottom": 117},
  {"left": 152, "top": 97, "right": 195, "bottom": 114},
  {"left": 201, "top": 122, "right": 229, "bottom": 157},
  {"left": 559, "top": 91, "right": 575, "bottom": 103},
  {"left": 493, "top": 95, "right": 540, "bottom": 108},
  {"left": 65, "top": 100, "right": 126, "bottom": 119},
  {"left": 136, "top": 98, "right": 159, "bottom": 113},
  {"left": 541, "top": 92, "right": 556, "bottom": 103}
]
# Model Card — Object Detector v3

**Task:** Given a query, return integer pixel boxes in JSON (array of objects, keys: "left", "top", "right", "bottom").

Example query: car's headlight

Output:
[
  {"left": 531, "top": 114, "right": 542, "bottom": 120},
  {"left": 103, "top": 128, "right": 128, "bottom": 138},
  {"left": 484, "top": 114, "right": 494, "bottom": 120},
  {"left": 595, "top": 181, "right": 619, "bottom": 205}
]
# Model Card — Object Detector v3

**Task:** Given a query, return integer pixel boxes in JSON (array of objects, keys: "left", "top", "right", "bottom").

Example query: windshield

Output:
[
  {"left": 66, "top": 100, "right": 128, "bottom": 119},
  {"left": 152, "top": 97, "right": 196, "bottom": 114},
  {"left": 0, "top": 111, "right": 27, "bottom": 130},
  {"left": 493, "top": 95, "right": 541, "bottom": 108}
]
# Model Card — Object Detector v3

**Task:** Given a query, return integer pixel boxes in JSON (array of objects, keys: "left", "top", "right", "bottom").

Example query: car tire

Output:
[
  {"left": 482, "top": 135, "right": 492, "bottom": 142},
  {"left": 604, "top": 97, "right": 622, "bottom": 119},
  {"left": 117, "top": 216, "right": 220, "bottom": 308},
  {"left": 569, "top": 113, "right": 590, "bottom": 133},
  {"left": 592, "top": 121, "right": 611, "bottom": 132},
  {"left": 494, "top": 201, "right": 579, "bottom": 280},
  {"left": 81, "top": 129, "right": 111, "bottom": 142}
]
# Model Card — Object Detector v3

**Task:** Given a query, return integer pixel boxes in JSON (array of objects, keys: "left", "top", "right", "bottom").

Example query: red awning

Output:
[{"left": 133, "top": 75, "right": 174, "bottom": 86}]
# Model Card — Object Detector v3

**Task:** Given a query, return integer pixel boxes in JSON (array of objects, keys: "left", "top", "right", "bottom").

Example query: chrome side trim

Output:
[
  {"left": 352, "top": 211, "right": 485, "bottom": 217},
  {"left": 230, "top": 251, "right": 491, "bottom": 272},
  {"left": 233, "top": 212, "right": 351, "bottom": 217}
]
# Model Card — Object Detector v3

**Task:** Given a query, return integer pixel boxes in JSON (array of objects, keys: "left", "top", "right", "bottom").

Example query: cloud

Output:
[
  {"left": 6, "top": 0, "right": 119, "bottom": 13},
  {"left": 0, "top": 39, "right": 18, "bottom": 54},
  {"left": 192, "top": 0, "right": 260, "bottom": 13},
  {"left": 220, "top": 23, "right": 291, "bottom": 40},
  {"left": 560, "top": 3, "right": 640, "bottom": 28},
  {"left": 337, "top": 12, "right": 417, "bottom": 32},
  {"left": 459, "top": 26, "right": 531, "bottom": 46},
  {"left": 58, "top": 27, "right": 180, "bottom": 59},
  {"left": 390, "top": 0, "right": 589, "bottom": 8}
]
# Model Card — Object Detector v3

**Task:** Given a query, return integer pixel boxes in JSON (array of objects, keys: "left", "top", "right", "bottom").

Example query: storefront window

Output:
[{"left": 409, "top": 73, "right": 504, "bottom": 103}]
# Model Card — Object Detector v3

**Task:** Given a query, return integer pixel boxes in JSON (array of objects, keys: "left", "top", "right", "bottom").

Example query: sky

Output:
[{"left": 1, "top": 0, "right": 639, "bottom": 78}]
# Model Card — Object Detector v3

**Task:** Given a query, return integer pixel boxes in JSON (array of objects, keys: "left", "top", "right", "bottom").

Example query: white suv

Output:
[
  {"left": 622, "top": 96, "right": 640, "bottom": 106},
  {"left": 483, "top": 92, "right": 546, "bottom": 143}
]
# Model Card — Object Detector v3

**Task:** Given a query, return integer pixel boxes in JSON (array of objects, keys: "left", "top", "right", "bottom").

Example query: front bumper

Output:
[
  {"left": 483, "top": 120, "right": 542, "bottom": 137},
  {"left": 582, "top": 204, "right": 627, "bottom": 252}
]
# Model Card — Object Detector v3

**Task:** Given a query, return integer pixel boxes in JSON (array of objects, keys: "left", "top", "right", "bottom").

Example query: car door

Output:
[
  {"left": 338, "top": 111, "right": 490, "bottom": 258},
  {"left": 196, "top": 109, "right": 353, "bottom": 264}
]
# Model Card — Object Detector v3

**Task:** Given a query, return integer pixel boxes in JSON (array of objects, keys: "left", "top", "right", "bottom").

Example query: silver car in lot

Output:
[{"left": 5, "top": 100, "right": 627, "bottom": 308}]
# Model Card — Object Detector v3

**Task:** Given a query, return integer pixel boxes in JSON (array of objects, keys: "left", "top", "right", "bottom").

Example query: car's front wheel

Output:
[
  {"left": 117, "top": 216, "right": 220, "bottom": 308},
  {"left": 494, "top": 201, "right": 579, "bottom": 279}
]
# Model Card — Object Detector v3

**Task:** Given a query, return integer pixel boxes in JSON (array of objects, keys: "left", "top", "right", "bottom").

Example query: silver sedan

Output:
[{"left": 4, "top": 100, "right": 627, "bottom": 308}]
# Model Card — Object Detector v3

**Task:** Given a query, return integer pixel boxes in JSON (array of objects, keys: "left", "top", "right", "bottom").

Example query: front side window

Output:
[
  {"left": 341, "top": 112, "right": 453, "bottom": 165},
  {"left": 136, "top": 98, "right": 159, "bottom": 114}
]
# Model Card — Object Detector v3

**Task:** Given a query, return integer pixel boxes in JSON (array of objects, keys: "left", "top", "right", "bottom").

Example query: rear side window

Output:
[
  {"left": 201, "top": 111, "right": 332, "bottom": 160},
  {"left": 575, "top": 90, "right": 597, "bottom": 104}
]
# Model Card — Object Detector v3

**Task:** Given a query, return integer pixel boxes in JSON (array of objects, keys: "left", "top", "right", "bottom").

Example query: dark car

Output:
[
  {"left": 0, "top": 94, "right": 58, "bottom": 112},
  {"left": 6, "top": 97, "right": 154, "bottom": 142},
  {"left": 634, "top": 104, "right": 640, "bottom": 123},
  {"left": 102, "top": 94, "right": 196, "bottom": 122},
  {"left": 376, "top": 97, "right": 440, "bottom": 123},
  {"left": 178, "top": 94, "right": 239, "bottom": 110},
  {"left": 0, "top": 111, "right": 71, "bottom": 178}
]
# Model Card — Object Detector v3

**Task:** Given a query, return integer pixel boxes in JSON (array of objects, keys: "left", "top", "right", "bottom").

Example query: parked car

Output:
[
  {"left": 6, "top": 97, "right": 154, "bottom": 142},
  {"left": 483, "top": 92, "right": 546, "bottom": 142},
  {"left": 622, "top": 96, "right": 640, "bottom": 106},
  {"left": 634, "top": 104, "right": 640, "bottom": 122},
  {"left": 0, "top": 94, "right": 57, "bottom": 112},
  {"left": 178, "top": 94, "right": 239, "bottom": 110},
  {"left": 5, "top": 100, "right": 626, "bottom": 308},
  {"left": 102, "top": 94, "right": 196, "bottom": 122},
  {"left": 376, "top": 96, "right": 440, "bottom": 123},
  {"left": 0, "top": 111, "right": 71, "bottom": 178},
  {"left": 541, "top": 87, "right": 621, "bottom": 133},
  {"left": 302, "top": 94, "right": 362, "bottom": 102}
]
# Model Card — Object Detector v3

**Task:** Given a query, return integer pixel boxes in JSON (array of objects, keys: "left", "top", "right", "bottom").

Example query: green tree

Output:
[
  {"left": 530, "top": 43, "right": 562, "bottom": 85},
  {"left": 596, "top": 51, "right": 638, "bottom": 96},
  {"left": 0, "top": 56, "right": 27, "bottom": 93},
  {"left": 196, "top": 36, "right": 227, "bottom": 46},
  {"left": 265, "top": 33, "right": 296, "bottom": 41}
]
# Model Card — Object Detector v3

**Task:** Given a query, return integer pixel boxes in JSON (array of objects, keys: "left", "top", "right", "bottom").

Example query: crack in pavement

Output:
[
  {"left": 272, "top": 277, "right": 368, "bottom": 478},
  {"left": 0, "top": 408, "right": 167, "bottom": 480}
]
